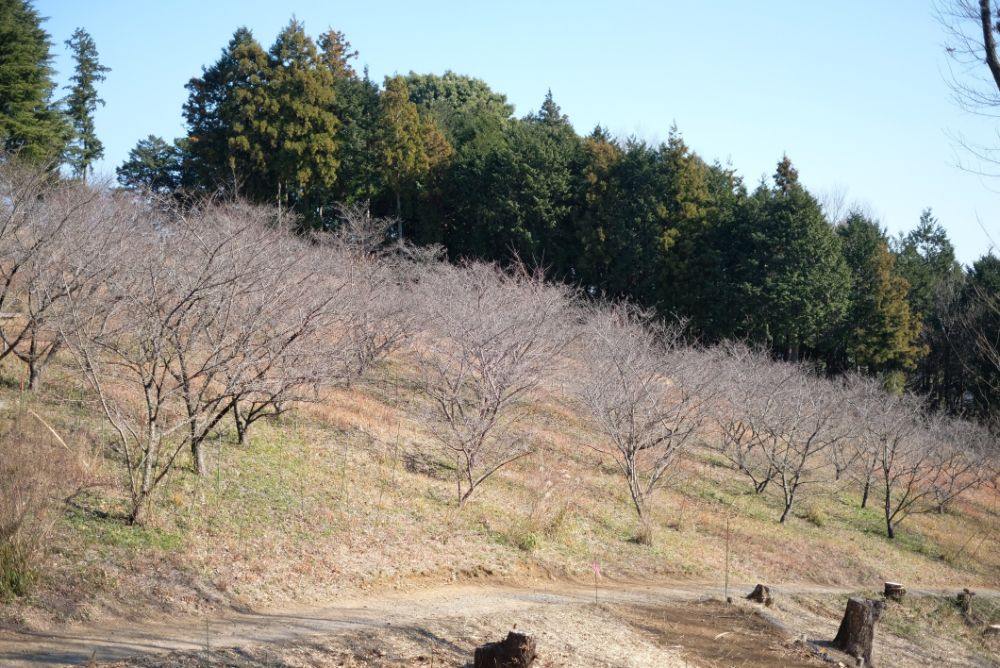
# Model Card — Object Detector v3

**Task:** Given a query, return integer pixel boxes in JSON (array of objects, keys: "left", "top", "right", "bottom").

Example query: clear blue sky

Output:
[{"left": 34, "top": 0, "right": 999, "bottom": 265}]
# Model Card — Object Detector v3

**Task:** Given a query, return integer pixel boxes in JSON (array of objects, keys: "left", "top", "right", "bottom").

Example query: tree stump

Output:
[
  {"left": 883, "top": 582, "right": 905, "bottom": 602},
  {"left": 832, "top": 597, "right": 884, "bottom": 666},
  {"left": 984, "top": 625, "right": 1000, "bottom": 637},
  {"left": 746, "top": 584, "right": 773, "bottom": 607},
  {"left": 474, "top": 631, "right": 537, "bottom": 667},
  {"left": 957, "top": 589, "right": 976, "bottom": 617}
]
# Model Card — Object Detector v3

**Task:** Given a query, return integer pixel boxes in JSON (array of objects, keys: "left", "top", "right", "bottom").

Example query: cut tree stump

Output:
[
  {"left": 883, "top": 582, "right": 905, "bottom": 602},
  {"left": 832, "top": 597, "right": 885, "bottom": 667},
  {"left": 958, "top": 589, "right": 976, "bottom": 617},
  {"left": 984, "top": 625, "right": 1000, "bottom": 637},
  {"left": 474, "top": 630, "right": 537, "bottom": 667},
  {"left": 746, "top": 584, "right": 773, "bottom": 607}
]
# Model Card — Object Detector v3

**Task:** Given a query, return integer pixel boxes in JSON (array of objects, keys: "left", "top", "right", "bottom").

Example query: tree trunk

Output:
[
  {"left": 191, "top": 439, "right": 206, "bottom": 476},
  {"left": 832, "top": 597, "right": 884, "bottom": 666},
  {"left": 883, "top": 582, "right": 905, "bottom": 602},
  {"left": 233, "top": 403, "right": 248, "bottom": 447},
  {"left": 27, "top": 361, "right": 41, "bottom": 392},
  {"left": 474, "top": 631, "right": 536, "bottom": 668},
  {"left": 746, "top": 584, "right": 773, "bottom": 607},
  {"left": 128, "top": 490, "right": 149, "bottom": 526},
  {"left": 395, "top": 191, "right": 402, "bottom": 239},
  {"left": 861, "top": 479, "right": 870, "bottom": 508},
  {"left": 958, "top": 589, "right": 975, "bottom": 618},
  {"left": 884, "top": 491, "right": 895, "bottom": 539}
]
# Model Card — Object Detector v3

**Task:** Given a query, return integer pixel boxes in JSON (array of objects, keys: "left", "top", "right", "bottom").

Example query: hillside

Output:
[
  {"left": 1, "top": 345, "right": 999, "bottom": 664},
  {"left": 0, "top": 173, "right": 997, "bottom": 667}
]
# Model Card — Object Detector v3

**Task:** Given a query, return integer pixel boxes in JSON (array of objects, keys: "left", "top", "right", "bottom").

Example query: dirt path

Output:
[{"left": 0, "top": 581, "right": 994, "bottom": 667}]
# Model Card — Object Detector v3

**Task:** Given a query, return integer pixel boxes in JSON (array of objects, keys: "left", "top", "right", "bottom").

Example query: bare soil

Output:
[{"left": 2, "top": 580, "right": 996, "bottom": 667}]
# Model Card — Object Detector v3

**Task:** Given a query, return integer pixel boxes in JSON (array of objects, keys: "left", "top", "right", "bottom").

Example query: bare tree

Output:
[
  {"left": 765, "top": 372, "right": 852, "bottom": 523},
  {"left": 62, "top": 200, "right": 339, "bottom": 522},
  {"left": 868, "top": 392, "right": 935, "bottom": 539},
  {"left": 926, "top": 414, "right": 990, "bottom": 512},
  {"left": 410, "top": 261, "right": 573, "bottom": 506},
  {"left": 937, "top": 0, "right": 1000, "bottom": 173},
  {"left": 328, "top": 204, "right": 415, "bottom": 380},
  {"left": 171, "top": 203, "right": 340, "bottom": 460},
  {"left": 574, "top": 303, "right": 712, "bottom": 525},
  {"left": 0, "top": 165, "right": 132, "bottom": 390},
  {"left": 843, "top": 374, "right": 889, "bottom": 509},
  {"left": 711, "top": 343, "right": 796, "bottom": 496}
]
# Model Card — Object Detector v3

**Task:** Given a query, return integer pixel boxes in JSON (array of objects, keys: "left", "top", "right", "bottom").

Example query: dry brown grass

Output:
[{"left": 0, "top": 349, "right": 998, "bottom": 632}]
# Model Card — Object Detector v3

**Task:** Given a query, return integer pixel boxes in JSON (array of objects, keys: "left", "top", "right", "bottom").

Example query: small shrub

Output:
[
  {"left": 0, "top": 541, "right": 36, "bottom": 599},
  {"left": 515, "top": 530, "right": 540, "bottom": 552},
  {"left": 803, "top": 504, "right": 829, "bottom": 528},
  {"left": 630, "top": 522, "right": 654, "bottom": 546}
]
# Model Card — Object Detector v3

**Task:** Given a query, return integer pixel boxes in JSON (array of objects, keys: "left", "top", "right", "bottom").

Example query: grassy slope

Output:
[{"left": 1, "top": 352, "right": 998, "bottom": 630}]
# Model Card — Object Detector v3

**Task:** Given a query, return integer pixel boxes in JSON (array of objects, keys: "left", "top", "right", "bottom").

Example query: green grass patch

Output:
[{"left": 67, "top": 506, "right": 183, "bottom": 553}]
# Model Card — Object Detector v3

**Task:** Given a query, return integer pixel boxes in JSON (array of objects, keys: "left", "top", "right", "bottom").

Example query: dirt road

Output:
[{"left": 0, "top": 581, "right": 994, "bottom": 667}]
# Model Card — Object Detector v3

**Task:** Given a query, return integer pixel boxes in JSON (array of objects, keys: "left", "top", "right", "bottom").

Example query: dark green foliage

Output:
[
  {"left": 103, "top": 16, "right": 1000, "bottom": 421},
  {"left": 0, "top": 0, "right": 69, "bottom": 161},
  {"left": 374, "top": 75, "right": 452, "bottom": 236},
  {"left": 728, "top": 157, "right": 850, "bottom": 359},
  {"left": 959, "top": 254, "right": 1000, "bottom": 418},
  {"left": 63, "top": 27, "right": 109, "bottom": 179},
  {"left": 182, "top": 22, "right": 339, "bottom": 224},
  {"left": 893, "top": 209, "right": 967, "bottom": 407},
  {"left": 895, "top": 209, "right": 962, "bottom": 320},
  {"left": 265, "top": 19, "right": 339, "bottom": 220},
  {"left": 833, "top": 213, "right": 923, "bottom": 383},
  {"left": 116, "top": 134, "right": 185, "bottom": 192},
  {"left": 320, "top": 31, "right": 379, "bottom": 206},
  {"left": 403, "top": 71, "right": 513, "bottom": 145},
  {"left": 183, "top": 27, "right": 272, "bottom": 196}
]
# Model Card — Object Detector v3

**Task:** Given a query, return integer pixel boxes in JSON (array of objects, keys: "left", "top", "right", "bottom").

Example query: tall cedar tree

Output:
[
  {"left": 513, "top": 91, "right": 582, "bottom": 273},
  {"left": 894, "top": 209, "right": 966, "bottom": 407},
  {"left": 0, "top": 0, "right": 69, "bottom": 161},
  {"left": 183, "top": 27, "right": 272, "bottom": 197},
  {"left": 264, "top": 19, "right": 339, "bottom": 222},
  {"left": 374, "top": 75, "right": 452, "bottom": 233},
  {"left": 63, "top": 27, "right": 109, "bottom": 180},
  {"left": 835, "top": 213, "right": 923, "bottom": 385},
  {"left": 319, "top": 30, "right": 379, "bottom": 206},
  {"left": 962, "top": 255, "right": 1000, "bottom": 418},
  {"left": 734, "top": 157, "right": 850, "bottom": 360}
]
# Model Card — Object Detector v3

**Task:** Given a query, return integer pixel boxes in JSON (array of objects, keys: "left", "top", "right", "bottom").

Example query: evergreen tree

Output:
[
  {"left": 403, "top": 70, "right": 513, "bottom": 146},
  {"left": 894, "top": 209, "right": 966, "bottom": 406},
  {"left": 116, "top": 134, "right": 185, "bottom": 193},
  {"left": 656, "top": 127, "right": 714, "bottom": 319},
  {"left": 509, "top": 91, "right": 582, "bottom": 272},
  {"left": 63, "top": 27, "right": 109, "bottom": 180},
  {"left": 317, "top": 28, "right": 357, "bottom": 79},
  {"left": 894, "top": 208, "right": 961, "bottom": 319},
  {"left": 317, "top": 31, "right": 378, "bottom": 206},
  {"left": 374, "top": 75, "right": 452, "bottom": 233},
  {"left": 962, "top": 254, "right": 1000, "bottom": 419},
  {"left": 183, "top": 27, "right": 272, "bottom": 197},
  {"left": 264, "top": 19, "right": 339, "bottom": 222},
  {"left": 574, "top": 126, "right": 624, "bottom": 291},
  {"left": 835, "top": 212, "right": 923, "bottom": 385},
  {"left": 733, "top": 157, "right": 850, "bottom": 359},
  {"left": 0, "top": 0, "right": 69, "bottom": 161}
]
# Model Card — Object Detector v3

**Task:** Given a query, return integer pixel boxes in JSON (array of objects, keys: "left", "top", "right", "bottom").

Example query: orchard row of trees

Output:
[
  {"left": 1, "top": 160, "right": 996, "bottom": 540},
  {"left": 3, "top": 3, "right": 999, "bottom": 420},
  {"left": 109, "top": 19, "right": 997, "bottom": 419}
]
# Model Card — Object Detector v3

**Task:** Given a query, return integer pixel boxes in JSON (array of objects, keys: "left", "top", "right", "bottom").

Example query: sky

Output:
[{"left": 33, "top": 0, "right": 1000, "bottom": 265}]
